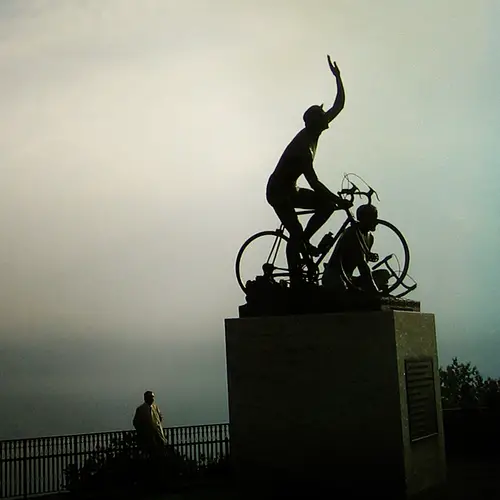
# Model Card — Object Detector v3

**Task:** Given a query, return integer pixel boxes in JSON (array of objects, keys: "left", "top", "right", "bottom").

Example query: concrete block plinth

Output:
[{"left": 225, "top": 311, "right": 446, "bottom": 498}]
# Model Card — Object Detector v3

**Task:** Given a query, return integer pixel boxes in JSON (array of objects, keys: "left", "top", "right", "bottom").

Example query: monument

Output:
[
  {"left": 225, "top": 311, "right": 446, "bottom": 498},
  {"left": 225, "top": 56, "right": 446, "bottom": 498}
]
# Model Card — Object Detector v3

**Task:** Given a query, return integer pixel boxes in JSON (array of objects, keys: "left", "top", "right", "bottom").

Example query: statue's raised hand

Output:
[{"left": 327, "top": 55, "right": 341, "bottom": 78}]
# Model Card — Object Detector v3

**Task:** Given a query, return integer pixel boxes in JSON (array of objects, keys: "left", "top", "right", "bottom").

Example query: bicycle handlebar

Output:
[{"left": 338, "top": 184, "right": 379, "bottom": 205}]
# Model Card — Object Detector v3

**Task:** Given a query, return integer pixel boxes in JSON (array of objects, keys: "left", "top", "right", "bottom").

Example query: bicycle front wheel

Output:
[
  {"left": 340, "top": 219, "right": 410, "bottom": 295},
  {"left": 235, "top": 230, "right": 290, "bottom": 293}
]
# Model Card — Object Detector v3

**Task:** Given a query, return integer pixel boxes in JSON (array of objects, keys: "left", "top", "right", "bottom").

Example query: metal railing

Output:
[
  {"left": 0, "top": 423, "right": 229, "bottom": 499},
  {"left": 2, "top": 408, "right": 498, "bottom": 499}
]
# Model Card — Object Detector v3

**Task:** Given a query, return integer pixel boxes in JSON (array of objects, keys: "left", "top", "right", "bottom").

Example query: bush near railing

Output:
[{"left": 63, "top": 432, "right": 230, "bottom": 496}]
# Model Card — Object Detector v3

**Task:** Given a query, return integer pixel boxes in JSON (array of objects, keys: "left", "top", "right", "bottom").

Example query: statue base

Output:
[
  {"left": 239, "top": 278, "right": 420, "bottom": 318},
  {"left": 225, "top": 310, "right": 446, "bottom": 498}
]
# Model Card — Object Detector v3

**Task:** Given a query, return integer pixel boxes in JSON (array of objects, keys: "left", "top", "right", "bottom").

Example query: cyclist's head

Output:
[
  {"left": 356, "top": 204, "right": 378, "bottom": 231},
  {"left": 303, "top": 104, "right": 328, "bottom": 132}
]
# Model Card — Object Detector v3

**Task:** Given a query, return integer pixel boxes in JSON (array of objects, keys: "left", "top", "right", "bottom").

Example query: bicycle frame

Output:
[
  {"left": 269, "top": 208, "right": 416, "bottom": 297},
  {"left": 273, "top": 208, "right": 353, "bottom": 274},
  {"left": 237, "top": 173, "right": 417, "bottom": 298}
]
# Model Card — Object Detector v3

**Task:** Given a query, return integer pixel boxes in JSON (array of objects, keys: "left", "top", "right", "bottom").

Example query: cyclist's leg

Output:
[
  {"left": 293, "top": 188, "right": 336, "bottom": 241},
  {"left": 322, "top": 261, "right": 346, "bottom": 291},
  {"left": 269, "top": 201, "right": 306, "bottom": 285}
]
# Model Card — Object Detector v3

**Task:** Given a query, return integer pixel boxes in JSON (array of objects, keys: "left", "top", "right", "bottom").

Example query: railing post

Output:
[
  {"left": 22, "top": 440, "right": 28, "bottom": 499},
  {"left": 0, "top": 440, "right": 2, "bottom": 498},
  {"left": 72, "top": 435, "right": 78, "bottom": 491},
  {"left": 225, "top": 423, "right": 230, "bottom": 458},
  {"left": 0, "top": 440, "right": 3, "bottom": 499}
]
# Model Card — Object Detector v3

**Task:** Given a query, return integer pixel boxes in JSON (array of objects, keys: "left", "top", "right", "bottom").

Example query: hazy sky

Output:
[{"left": 0, "top": 1, "right": 499, "bottom": 439}]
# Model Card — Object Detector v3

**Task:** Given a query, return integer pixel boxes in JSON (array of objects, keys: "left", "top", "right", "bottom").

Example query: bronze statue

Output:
[
  {"left": 322, "top": 204, "right": 390, "bottom": 293},
  {"left": 237, "top": 171, "right": 419, "bottom": 317},
  {"left": 265, "top": 55, "right": 352, "bottom": 287}
]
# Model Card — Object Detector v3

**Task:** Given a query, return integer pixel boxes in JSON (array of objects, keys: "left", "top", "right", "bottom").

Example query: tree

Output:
[
  {"left": 439, "top": 357, "right": 500, "bottom": 410},
  {"left": 439, "top": 357, "right": 485, "bottom": 409},
  {"left": 482, "top": 377, "right": 500, "bottom": 411}
]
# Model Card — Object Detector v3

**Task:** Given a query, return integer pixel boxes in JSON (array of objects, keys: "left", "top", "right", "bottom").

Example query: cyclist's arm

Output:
[
  {"left": 358, "top": 257, "right": 375, "bottom": 285},
  {"left": 325, "top": 72, "right": 345, "bottom": 123},
  {"left": 303, "top": 162, "right": 342, "bottom": 201},
  {"left": 345, "top": 228, "right": 378, "bottom": 292}
]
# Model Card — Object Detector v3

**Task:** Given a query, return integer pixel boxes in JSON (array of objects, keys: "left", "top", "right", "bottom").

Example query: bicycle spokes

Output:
[
  {"left": 372, "top": 253, "right": 401, "bottom": 280},
  {"left": 372, "top": 253, "right": 417, "bottom": 298},
  {"left": 391, "top": 274, "right": 417, "bottom": 299},
  {"left": 371, "top": 253, "right": 401, "bottom": 284},
  {"left": 235, "top": 231, "right": 291, "bottom": 292},
  {"left": 266, "top": 232, "right": 285, "bottom": 267}
]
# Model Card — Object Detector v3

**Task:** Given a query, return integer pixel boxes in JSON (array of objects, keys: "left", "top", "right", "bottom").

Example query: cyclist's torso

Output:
[
  {"left": 329, "top": 225, "right": 374, "bottom": 276},
  {"left": 267, "top": 129, "right": 319, "bottom": 198}
]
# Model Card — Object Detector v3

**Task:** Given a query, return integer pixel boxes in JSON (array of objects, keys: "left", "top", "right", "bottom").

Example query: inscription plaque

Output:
[{"left": 405, "top": 358, "right": 438, "bottom": 442}]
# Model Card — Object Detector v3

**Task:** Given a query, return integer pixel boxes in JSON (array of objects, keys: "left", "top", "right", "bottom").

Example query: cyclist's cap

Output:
[
  {"left": 356, "top": 204, "right": 378, "bottom": 221},
  {"left": 303, "top": 104, "right": 325, "bottom": 125}
]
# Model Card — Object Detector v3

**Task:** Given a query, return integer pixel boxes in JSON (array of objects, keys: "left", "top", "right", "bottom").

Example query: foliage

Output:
[
  {"left": 439, "top": 357, "right": 500, "bottom": 410},
  {"left": 63, "top": 431, "right": 229, "bottom": 496}
]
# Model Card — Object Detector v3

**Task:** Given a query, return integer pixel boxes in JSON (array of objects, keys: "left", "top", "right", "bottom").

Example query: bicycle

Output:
[{"left": 235, "top": 173, "right": 417, "bottom": 299}]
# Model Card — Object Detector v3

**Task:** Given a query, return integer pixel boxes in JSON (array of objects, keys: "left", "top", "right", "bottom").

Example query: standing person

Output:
[
  {"left": 266, "top": 55, "right": 352, "bottom": 287},
  {"left": 133, "top": 390, "right": 167, "bottom": 456}
]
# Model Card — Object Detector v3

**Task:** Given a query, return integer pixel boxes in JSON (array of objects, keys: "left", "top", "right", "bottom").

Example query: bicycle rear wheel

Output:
[
  {"left": 340, "top": 219, "right": 410, "bottom": 295},
  {"left": 235, "top": 230, "right": 290, "bottom": 293}
]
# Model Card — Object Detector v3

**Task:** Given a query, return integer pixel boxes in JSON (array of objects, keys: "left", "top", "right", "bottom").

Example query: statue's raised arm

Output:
[{"left": 325, "top": 55, "right": 345, "bottom": 124}]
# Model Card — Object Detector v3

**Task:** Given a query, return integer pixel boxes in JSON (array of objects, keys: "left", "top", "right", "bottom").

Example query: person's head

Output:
[
  {"left": 144, "top": 391, "right": 155, "bottom": 405},
  {"left": 303, "top": 104, "right": 329, "bottom": 133},
  {"left": 356, "top": 204, "right": 378, "bottom": 231}
]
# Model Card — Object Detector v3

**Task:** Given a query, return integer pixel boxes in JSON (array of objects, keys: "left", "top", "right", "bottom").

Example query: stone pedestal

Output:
[{"left": 225, "top": 311, "right": 446, "bottom": 498}]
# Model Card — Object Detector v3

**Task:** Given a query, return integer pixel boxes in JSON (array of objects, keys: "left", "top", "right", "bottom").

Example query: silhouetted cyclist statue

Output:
[
  {"left": 266, "top": 55, "right": 352, "bottom": 288},
  {"left": 322, "top": 204, "right": 390, "bottom": 294}
]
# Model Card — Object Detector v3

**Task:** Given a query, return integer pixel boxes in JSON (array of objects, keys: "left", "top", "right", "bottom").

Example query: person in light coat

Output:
[{"left": 133, "top": 390, "right": 167, "bottom": 456}]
